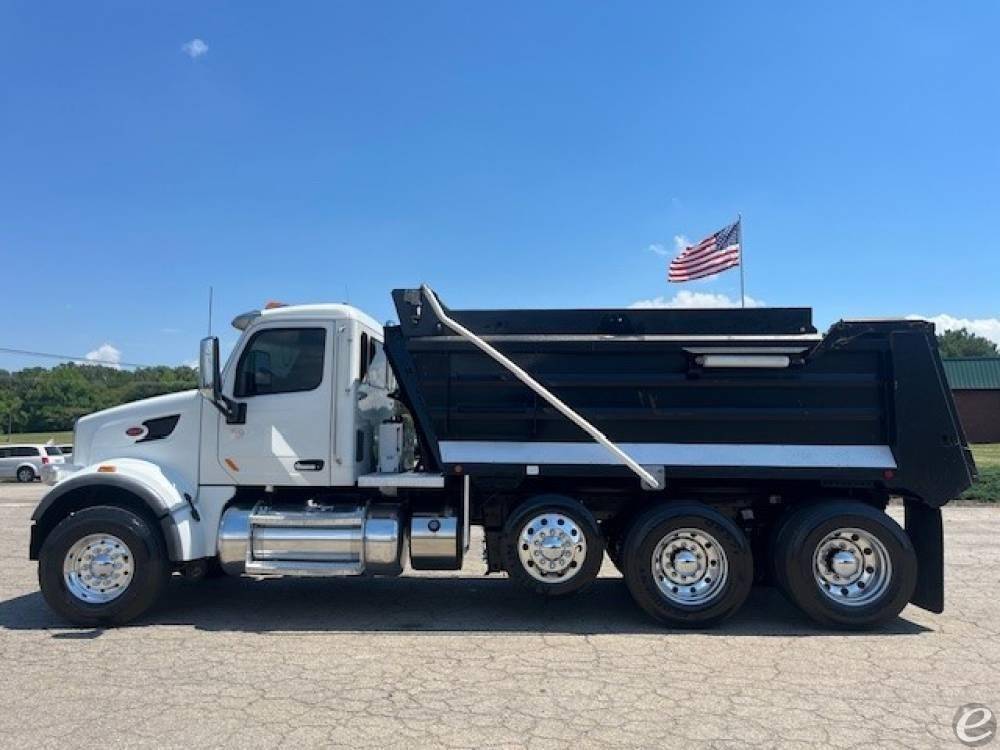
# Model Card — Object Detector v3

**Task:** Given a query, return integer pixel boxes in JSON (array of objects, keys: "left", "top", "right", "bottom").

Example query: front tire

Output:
[
  {"left": 17, "top": 466, "right": 35, "bottom": 483},
  {"left": 622, "top": 504, "right": 753, "bottom": 628},
  {"left": 772, "top": 502, "right": 916, "bottom": 630},
  {"left": 38, "top": 506, "right": 170, "bottom": 627}
]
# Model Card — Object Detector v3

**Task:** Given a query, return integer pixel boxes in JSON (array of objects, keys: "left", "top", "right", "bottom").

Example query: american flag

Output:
[{"left": 668, "top": 219, "right": 742, "bottom": 282}]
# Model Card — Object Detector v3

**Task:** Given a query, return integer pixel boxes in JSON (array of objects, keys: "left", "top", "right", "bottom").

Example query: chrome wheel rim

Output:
[
  {"left": 652, "top": 528, "right": 728, "bottom": 606},
  {"left": 63, "top": 533, "right": 134, "bottom": 604},
  {"left": 813, "top": 527, "right": 891, "bottom": 607},
  {"left": 17, "top": 467, "right": 33, "bottom": 482},
  {"left": 517, "top": 512, "right": 587, "bottom": 583}
]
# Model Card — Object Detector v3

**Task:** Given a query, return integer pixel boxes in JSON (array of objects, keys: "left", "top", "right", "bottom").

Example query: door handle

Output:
[{"left": 294, "top": 459, "right": 325, "bottom": 471}]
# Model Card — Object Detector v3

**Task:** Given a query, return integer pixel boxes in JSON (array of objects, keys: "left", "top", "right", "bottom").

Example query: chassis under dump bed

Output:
[{"left": 384, "top": 288, "right": 975, "bottom": 508}]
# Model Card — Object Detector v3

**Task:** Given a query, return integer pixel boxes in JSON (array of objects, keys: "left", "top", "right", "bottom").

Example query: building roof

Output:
[{"left": 942, "top": 357, "right": 1000, "bottom": 390}]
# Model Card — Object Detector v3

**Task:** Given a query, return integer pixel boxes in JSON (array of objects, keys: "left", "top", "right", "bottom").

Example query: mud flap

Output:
[{"left": 904, "top": 499, "right": 944, "bottom": 613}]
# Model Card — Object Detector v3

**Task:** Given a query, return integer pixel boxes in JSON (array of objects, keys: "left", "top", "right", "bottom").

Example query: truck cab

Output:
[{"left": 201, "top": 302, "right": 390, "bottom": 488}]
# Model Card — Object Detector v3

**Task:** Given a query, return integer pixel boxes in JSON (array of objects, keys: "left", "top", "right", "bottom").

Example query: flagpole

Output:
[{"left": 738, "top": 214, "right": 745, "bottom": 308}]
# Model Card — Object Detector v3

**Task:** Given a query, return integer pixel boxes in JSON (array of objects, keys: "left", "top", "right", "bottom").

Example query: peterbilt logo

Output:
[{"left": 125, "top": 426, "right": 147, "bottom": 438}]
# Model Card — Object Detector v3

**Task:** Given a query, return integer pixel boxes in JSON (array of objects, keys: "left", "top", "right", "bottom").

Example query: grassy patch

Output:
[
  {"left": 962, "top": 444, "right": 1000, "bottom": 503},
  {"left": 1, "top": 431, "right": 74, "bottom": 445}
]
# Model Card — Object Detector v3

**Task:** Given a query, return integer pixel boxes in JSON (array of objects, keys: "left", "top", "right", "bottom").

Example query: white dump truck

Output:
[{"left": 30, "top": 287, "right": 975, "bottom": 629}]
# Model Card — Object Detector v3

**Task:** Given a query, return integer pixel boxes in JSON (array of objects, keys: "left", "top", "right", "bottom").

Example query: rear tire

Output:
[
  {"left": 38, "top": 505, "right": 170, "bottom": 627},
  {"left": 502, "top": 495, "right": 604, "bottom": 596},
  {"left": 17, "top": 466, "right": 35, "bottom": 483},
  {"left": 772, "top": 502, "right": 916, "bottom": 630},
  {"left": 622, "top": 503, "right": 753, "bottom": 628}
]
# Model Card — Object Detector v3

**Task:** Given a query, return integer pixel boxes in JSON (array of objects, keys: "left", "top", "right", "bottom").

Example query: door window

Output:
[{"left": 234, "top": 328, "right": 327, "bottom": 397}]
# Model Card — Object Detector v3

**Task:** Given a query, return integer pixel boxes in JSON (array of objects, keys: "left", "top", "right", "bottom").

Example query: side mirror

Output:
[
  {"left": 199, "top": 337, "right": 220, "bottom": 400},
  {"left": 198, "top": 337, "right": 246, "bottom": 424}
]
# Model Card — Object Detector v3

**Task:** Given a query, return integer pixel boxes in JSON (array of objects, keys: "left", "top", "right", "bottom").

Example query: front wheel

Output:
[
  {"left": 38, "top": 506, "right": 170, "bottom": 627},
  {"left": 622, "top": 504, "right": 754, "bottom": 628},
  {"left": 772, "top": 502, "right": 916, "bottom": 629},
  {"left": 17, "top": 466, "right": 35, "bottom": 483}
]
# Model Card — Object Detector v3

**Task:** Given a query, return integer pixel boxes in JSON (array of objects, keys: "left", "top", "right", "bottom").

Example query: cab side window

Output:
[{"left": 234, "top": 328, "right": 326, "bottom": 398}]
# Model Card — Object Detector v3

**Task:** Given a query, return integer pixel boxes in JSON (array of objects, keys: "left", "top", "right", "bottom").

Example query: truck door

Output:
[{"left": 218, "top": 323, "right": 333, "bottom": 486}]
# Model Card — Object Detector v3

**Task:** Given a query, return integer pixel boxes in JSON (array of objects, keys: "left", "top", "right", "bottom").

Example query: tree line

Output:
[
  {"left": 0, "top": 328, "right": 995, "bottom": 435},
  {"left": 0, "top": 364, "right": 197, "bottom": 434}
]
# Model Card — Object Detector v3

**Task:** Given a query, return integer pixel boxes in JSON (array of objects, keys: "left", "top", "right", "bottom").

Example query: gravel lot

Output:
[{"left": 1, "top": 482, "right": 998, "bottom": 749}]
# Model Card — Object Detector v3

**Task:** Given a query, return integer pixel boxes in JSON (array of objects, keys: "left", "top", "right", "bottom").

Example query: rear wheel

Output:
[
  {"left": 501, "top": 495, "right": 604, "bottom": 596},
  {"left": 622, "top": 504, "right": 753, "bottom": 628},
  {"left": 772, "top": 502, "right": 916, "bottom": 629},
  {"left": 17, "top": 466, "right": 35, "bottom": 483},
  {"left": 38, "top": 505, "right": 170, "bottom": 627}
]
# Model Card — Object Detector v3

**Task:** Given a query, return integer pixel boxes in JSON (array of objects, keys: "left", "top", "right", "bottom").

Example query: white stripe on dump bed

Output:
[{"left": 439, "top": 441, "right": 897, "bottom": 470}]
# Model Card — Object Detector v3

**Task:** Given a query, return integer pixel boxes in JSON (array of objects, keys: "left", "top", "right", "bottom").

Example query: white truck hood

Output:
[{"left": 73, "top": 389, "right": 202, "bottom": 468}]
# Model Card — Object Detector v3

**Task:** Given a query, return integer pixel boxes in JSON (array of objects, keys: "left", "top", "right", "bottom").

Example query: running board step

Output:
[{"left": 244, "top": 559, "right": 364, "bottom": 577}]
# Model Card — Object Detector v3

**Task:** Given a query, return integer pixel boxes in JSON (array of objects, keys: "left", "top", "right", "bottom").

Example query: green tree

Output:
[
  {"left": 936, "top": 328, "right": 998, "bottom": 358},
  {"left": 0, "top": 371, "right": 24, "bottom": 435},
  {"left": 0, "top": 363, "right": 197, "bottom": 433}
]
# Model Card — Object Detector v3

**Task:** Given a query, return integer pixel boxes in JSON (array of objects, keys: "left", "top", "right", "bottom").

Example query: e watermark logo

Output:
[{"left": 954, "top": 704, "right": 996, "bottom": 747}]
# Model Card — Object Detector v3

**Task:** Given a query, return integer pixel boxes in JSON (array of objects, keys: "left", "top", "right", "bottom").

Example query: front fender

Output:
[{"left": 29, "top": 458, "right": 197, "bottom": 562}]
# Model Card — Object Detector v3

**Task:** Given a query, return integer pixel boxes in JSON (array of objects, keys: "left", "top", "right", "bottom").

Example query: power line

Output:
[{"left": 0, "top": 346, "right": 156, "bottom": 370}]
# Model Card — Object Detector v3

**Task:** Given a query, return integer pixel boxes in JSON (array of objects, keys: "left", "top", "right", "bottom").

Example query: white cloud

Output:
[
  {"left": 83, "top": 343, "right": 122, "bottom": 369},
  {"left": 182, "top": 358, "right": 199, "bottom": 369},
  {"left": 647, "top": 235, "right": 691, "bottom": 258},
  {"left": 906, "top": 313, "right": 1000, "bottom": 345},
  {"left": 630, "top": 291, "right": 764, "bottom": 309},
  {"left": 182, "top": 38, "right": 209, "bottom": 59}
]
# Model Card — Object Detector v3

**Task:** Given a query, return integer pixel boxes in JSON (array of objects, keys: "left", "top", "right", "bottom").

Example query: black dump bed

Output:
[{"left": 384, "top": 288, "right": 976, "bottom": 507}]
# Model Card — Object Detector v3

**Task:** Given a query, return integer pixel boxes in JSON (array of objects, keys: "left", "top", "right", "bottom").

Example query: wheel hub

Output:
[
  {"left": 63, "top": 534, "right": 134, "bottom": 604},
  {"left": 829, "top": 549, "right": 860, "bottom": 578},
  {"left": 652, "top": 528, "right": 728, "bottom": 606},
  {"left": 813, "top": 527, "right": 891, "bottom": 607},
  {"left": 672, "top": 549, "right": 700, "bottom": 576},
  {"left": 90, "top": 554, "right": 116, "bottom": 578},
  {"left": 518, "top": 513, "right": 586, "bottom": 582}
]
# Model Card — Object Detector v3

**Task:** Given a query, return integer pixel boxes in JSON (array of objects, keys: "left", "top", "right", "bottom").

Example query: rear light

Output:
[{"left": 41, "top": 456, "right": 49, "bottom": 465}]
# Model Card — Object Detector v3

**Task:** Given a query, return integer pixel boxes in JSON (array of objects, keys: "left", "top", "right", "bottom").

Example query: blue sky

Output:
[{"left": 2, "top": 2, "right": 998, "bottom": 370}]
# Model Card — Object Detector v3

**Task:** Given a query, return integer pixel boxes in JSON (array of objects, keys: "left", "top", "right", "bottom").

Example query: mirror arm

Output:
[
  {"left": 205, "top": 393, "right": 245, "bottom": 425},
  {"left": 221, "top": 395, "right": 246, "bottom": 425}
]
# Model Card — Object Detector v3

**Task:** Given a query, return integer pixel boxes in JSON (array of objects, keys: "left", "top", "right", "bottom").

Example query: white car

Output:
[{"left": 0, "top": 444, "right": 65, "bottom": 482}]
